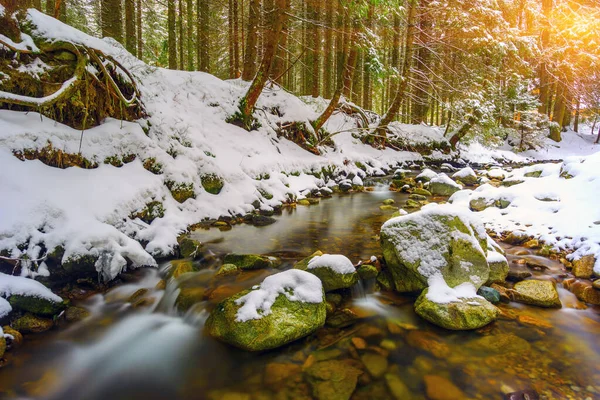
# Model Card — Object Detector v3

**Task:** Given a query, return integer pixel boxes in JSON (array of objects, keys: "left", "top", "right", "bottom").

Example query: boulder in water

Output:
[
  {"left": 295, "top": 252, "right": 358, "bottom": 292},
  {"left": 452, "top": 167, "right": 478, "bottom": 186},
  {"left": 429, "top": 174, "right": 462, "bottom": 196},
  {"left": 512, "top": 280, "right": 561, "bottom": 308},
  {"left": 205, "top": 269, "right": 326, "bottom": 351}
]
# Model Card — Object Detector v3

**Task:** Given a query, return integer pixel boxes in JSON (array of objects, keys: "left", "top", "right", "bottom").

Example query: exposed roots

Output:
[{"left": 0, "top": 17, "right": 143, "bottom": 130}]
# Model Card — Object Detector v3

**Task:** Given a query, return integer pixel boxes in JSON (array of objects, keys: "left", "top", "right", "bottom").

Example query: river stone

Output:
[
  {"left": 380, "top": 204, "right": 489, "bottom": 293},
  {"left": 205, "top": 271, "right": 326, "bottom": 351},
  {"left": 167, "top": 259, "right": 196, "bottom": 279},
  {"left": 0, "top": 335, "right": 5, "bottom": 358},
  {"left": 382, "top": 199, "right": 395, "bottom": 205},
  {"left": 424, "top": 375, "right": 466, "bottom": 400},
  {"left": 295, "top": 253, "right": 358, "bottom": 292},
  {"left": 413, "top": 188, "right": 432, "bottom": 196},
  {"left": 305, "top": 360, "right": 362, "bottom": 400},
  {"left": 380, "top": 205, "right": 399, "bottom": 211},
  {"left": 2, "top": 326, "right": 23, "bottom": 347},
  {"left": 223, "top": 254, "right": 281, "bottom": 270},
  {"left": 563, "top": 279, "right": 600, "bottom": 305},
  {"left": 429, "top": 174, "right": 462, "bottom": 196},
  {"left": 215, "top": 263, "right": 239, "bottom": 277},
  {"left": 357, "top": 264, "right": 378, "bottom": 280},
  {"left": 469, "top": 333, "right": 531, "bottom": 354},
  {"left": 572, "top": 255, "right": 595, "bottom": 279},
  {"left": 524, "top": 170, "right": 542, "bottom": 178},
  {"left": 594, "top": 279, "right": 600, "bottom": 290},
  {"left": 385, "top": 373, "right": 412, "bottom": 399},
  {"left": 11, "top": 313, "right": 53, "bottom": 333},
  {"left": 414, "top": 288, "right": 498, "bottom": 330},
  {"left": 513, "top": 280, "right": 561, "bottom": 308},
  {"left": 404, "top": 199, "right": 421, "bottom": 209},
  {"left": 8, "top": 294, "right": 65, "bottom": 316},
  {"left": 361, "top": 353, "right": 388, "bottom": 378},
  {"left": 178, "top": 237, "right": 203, "bottom": 259},
  {"left": 477, "top": 286, "right": 501, "bottom": 304},
  {"left": 64, "top": 306, "right": 90, "bottom": 322},
  {"left": 486, "top": 251, "right": 509, "bottom": 284}
]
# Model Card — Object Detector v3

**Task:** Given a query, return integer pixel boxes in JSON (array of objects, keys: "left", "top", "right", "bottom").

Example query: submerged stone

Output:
[
  {"left": 477, "top": 286, "right": 501, "bottom": 304},
  {"left": 11, "top": 313, "right": 53, "bottom": 333},
  {"left": 361, "top": 353, "right": 388, "bottom": 378},
  {"left": 305, "top": 360, "right": 362, "bottom": 400},
  {"left": 413, "top": 188, "right": 432, "bottom": 196},
  {"left": 178, "top": 237, "right": 203, "bottom": 259},
  {"left": 424, "top": 375, "right": 466, "bottom": 400},
  {"left": 414, "top": 288, "right": 498, "bottom": 330}
]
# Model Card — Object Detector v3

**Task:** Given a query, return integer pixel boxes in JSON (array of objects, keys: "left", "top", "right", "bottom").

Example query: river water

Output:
[{"left": 1, "top": 185, "right": 599, "bottom": 400}]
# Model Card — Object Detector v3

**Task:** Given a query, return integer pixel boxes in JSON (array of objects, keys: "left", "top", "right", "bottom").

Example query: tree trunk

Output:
[
  {"left": 242, "top": 0, "right": 260, "bottom": 81},
  {"left": 362, "top": 3, "right": 374, "bottom": 110},
  {"left": 538, "top": 0, "right": 552, "bottom": 115},
  {"left": 228, "top": 0, "right": 235, "bottom": 77},
  {"left": 272, "top": 0, "right": 290, "bottom": 84},
  {"left": 573, "top": 98, "right": 580, "bottom": 132},
  {"left": 136, "top": 0, "right": 143, "bottom": 59},
  {"left": 309, "top": 0, "right": 321, "bottom": 98},
  {"left": 187, "top": 0, "right": 194, "bottom": 70},
  {"left": 168, "top": 0, "right": 177, "bottom": 69},
  {"left": 233, "top": 0, "right": 240, "bottom": 77},
  {"left": 125, "top": 0, "right": 137, "bottom": 55},
  {"left": 101, "top": 0, "right": 123, "bottom": 43},
  {"left": 335, "top": 1, "right": 344, "bottom": 90},
  {"left": 178, "top": 0, "right": 184, "bottom": 69},
  {"left": 311, "top": 18, "right": 358, "bottom": 133},
  {"left": 449, "top": 111, "right": 481, "bottom": 150},
  {"left": 412, "top": 0, "right": 431, "bottom": 123},
  {"left": 45, "top": 0, "right": 53, "bottom": 15},
  {"left": 236, "top": 0, "right": 288, "bottom": 130},
  {"left": 197, "top": 0, "right": 209, "bottom": 72},
  {"left": 323, "top": 0, "right": 334, "bottom": 98},
  {"left": 375, "top": 0, "right": 418, "bottom": 144}
]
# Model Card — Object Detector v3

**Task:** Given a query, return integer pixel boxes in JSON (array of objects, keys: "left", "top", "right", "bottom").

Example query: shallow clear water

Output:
[{"left": 1, "top": 189, "right": 599, "bottom": 400}]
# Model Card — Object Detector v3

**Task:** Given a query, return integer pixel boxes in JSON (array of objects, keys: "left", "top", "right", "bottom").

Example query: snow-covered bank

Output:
[
  {"left": 1, "top": 9, "right": 598, "bottom": 282},
  {"left": 450, "top": 153, "right": 600, "bottom": 275}
]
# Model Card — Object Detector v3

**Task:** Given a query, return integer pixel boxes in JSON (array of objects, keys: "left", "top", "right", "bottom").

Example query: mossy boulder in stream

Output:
[
  {"left": 0, "top": 335, "right": 5, "bottom": 358},
  {"left": 380, "top": 204, "right": 489, "bottom": 293},
  {"left": 205, "top": 269, "right": 326, "bottom": 351},
  {"left": 429, "top": 174, "right": 462, "bottom": 196},
  {"left": 11, "top": 313, "right": 54, "bottom": 333},
  {"left": 223, "top": 254, "right": 281, "bottom": 270},
  {"left": 414, "top": 288, "right": 499, "bottom": 330},
  {"left": 486, "top": 250, "right": 509, "bottom": 284},
  {"left": 8, "top": 294, "right": 65, "bottom": 316},
  {"left": 295, "top": 252, "right": 358, "bottom": 292},
  {"left": 512, "top": 280, "right": 561, "bottom": 308}
]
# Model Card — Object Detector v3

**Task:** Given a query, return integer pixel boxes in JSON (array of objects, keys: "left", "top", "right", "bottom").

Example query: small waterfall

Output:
[{"left": 350, "top": 278, "right": 367, "bottom": 299}]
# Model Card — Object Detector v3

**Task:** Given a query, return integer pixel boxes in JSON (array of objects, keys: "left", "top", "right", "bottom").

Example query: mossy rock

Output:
[
  {"left": 305, "top": 360, "right": 363, "bottom": 400},
  {"left": 380, "top": 205, "right": 399, "bottom": 211},
  {"left": 0, "top": 335, "right": 5, "bottom": 358},
  {"left": 468, "top": 333, "right": 531, "bottom": 354},
  {"left": 62, "top": 254, "right": 98, "bottom": 276},
  {"left": 64, "top": 306, "right": 90, "bottom": 322},
  {"left": 413, "top": 188, "right": 432, "bottom": 196},
  {"left": 477, "top": 286, "right": 501, "bottom": 304},
  {"left": 223, "top": 254, "right": 281, "bottom": 270},
  {"left": 201, "top": 174, "right": 224, "bottom": 195},
  {"left": 512, "top": 280, "right": 561, "bottom": 308},
  {"left": 414, "top": 288, "right": 498, "bottom": 330},
  {"left": 215, "top": 263, "right": 239, "bottom": 277},
  {"left": 380, "top": 207, "right": 489, "bottom": 293},
  {"left": 409, "top": 193, "right": 427, "bottom": 201},
  {"left": 178, "top": 237, "right": 203, "bottom": 259},
  {"left": 8, "top": 294, "right": 65, "bottom": 316},
  {"left": 175, "top": 287, "right": 207, "bottom": 312},
  {"left": 205, "top": 287, "right": 326, "bottom": 351},
  {"left": 572, "top": 255, "right": 595, "bottom": 279},
  {"left": 404, "top": 199, "right": 421, "bottom": 209},
  {"left": 297, "top": 199, "right": 311, "bottom": 206},
  {"left": 2, "top": 325, "right": 22, "bottom": 347},
  {"left": 167, "top": 259, "right": 196, "bottom": 279},
  {"left": 382, "top": 199, "right": 395, "bottom": 205},
  {"left": 131, "top": 201, "right": 164, "bottom": 224},
  {"left": 357, "top": 264, "right": 378, "bottom": 280},
  {"left": 524, "top": 170, "right": 542, "bottom": 178},
  {"left": 429, "top": 181, "right": 460, "bottom": 196},
  {"left": 376, "top": 269, "right": 394, "bottom": 292},
  {"left": 11, "top": 313, "right": 54, "bottom": 333},
  {"left": 294, "top": 253, "right": 358, "bottom": 292},
  {"left": 166, "top": 181, "right": 196, "bottom": 203},
  {"left": 486, "top": 252, "right": 509, "bottom": 284}
]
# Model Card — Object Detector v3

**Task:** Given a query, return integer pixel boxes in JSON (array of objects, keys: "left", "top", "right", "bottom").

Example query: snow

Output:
[
  {"left": 452, "top": 166, "right": 476, "bottom": 179},
  {"left": 487, "top": 251, "right": 507, "bottom": 264},
  {"left": 234, "top": 269, "right": 324, "bottom": 322},
  {"left": 487, "top": 168, "right": 507, "bottom": 180},
  {"left": 430, "top": 173, "right": 462, "bottom": 189},
  {"left": 0, "top": 272, "right": 62, "bottom": 317},
  {"left": 450, "top": 152, "right": 600, "bottom": 275},
  {"left": 381, "top": 203, "right": 487, "bottom": 279},
  {"left": 0, "top": 76, "right": 77, "bottom": 105},
  {"left": 425, "top": 274, "right": 482, "bottom": 304},
  {"left": 416, "top": 168, "right": 438, "bottom": 181},
  {"left": 307, "top": 254, "right": 356, "bottom": 274}
]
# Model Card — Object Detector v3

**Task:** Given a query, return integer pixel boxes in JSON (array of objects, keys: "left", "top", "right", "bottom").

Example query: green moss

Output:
[
  {"left": 167, "top": 259, "right": 196, "bottom": 279},
  {"left": 166, "top": 181, "right": 196, "bottom": 203},
  {"left": 355, "top": 162, "right": 367, "bottom": 171},
  {"left": 223, "top": 254, "right": 281, "bottom": 270},
  {"left": 201, "top": 174, "right": 224, "bottom": 195},
  {"left": 258, "top": 188, "right": 273, "bottom": 200},
  {"left": 62, "top": 254, "right": 98, "bottom": 276},
  {"left": 8, "top": 294, "right": 65, "bottom": 316},
  {"left": 130, "top": 201, "right": 165, "bottom": 224},
  {"left": 11, "top": 313, "right": 54, "bottom": 333},
  {"left": 205, "top": 288, "right": 326, "bottom": 351},
  {"left": 178, "top": 237, "right": 203, "bottom": 259},
  {"left": 143, "top": 157, "right": 163, "bottom": 174}
]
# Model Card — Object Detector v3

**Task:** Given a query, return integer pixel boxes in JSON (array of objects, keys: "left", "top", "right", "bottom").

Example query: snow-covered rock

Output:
[
  {"left": 205, "top": 269, "right": 326, "bottom": 351},
  {"left": 452, "top": 167, "right": 478, "bottom": 186},
  {"left": 429, "top": 173, "right": 463, "bottom": 196}
]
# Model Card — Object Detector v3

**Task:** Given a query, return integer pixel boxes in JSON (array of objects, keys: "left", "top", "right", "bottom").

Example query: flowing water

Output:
[{"left": 1, "top": 187, "right": 599, "bottom": 400}]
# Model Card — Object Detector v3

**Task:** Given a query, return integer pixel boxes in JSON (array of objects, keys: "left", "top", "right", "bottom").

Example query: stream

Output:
[{"left": 1, "top": 184, "right": 599, "bottom": 400}]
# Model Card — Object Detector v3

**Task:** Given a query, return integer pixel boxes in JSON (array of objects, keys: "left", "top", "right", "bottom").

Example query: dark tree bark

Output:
[
  {"left": 272, "top": 0, "right": 290, "bottom": 84},
  {"left": 197, "top": 0, "right": 209, "bottom": 72},
  {"left": 412, "top": 0, "right": 431, "bottom": 123},
  {"left": 136, "top": 0, "right": 142, "bottom": 59},
  {"left": 187, "top": 0, "right": 194, "bottom": 70},
  {"left": 101, "top": 0, "right": 123, "bottom": 43},
  {"left": 235, "top": 0, "right": 288, "bottom": 130},
  {"left": 178, "top": 0, "right": 184, "bottom": 69},
  {"left": 375, "top": 0, "right": 418, "bottom": 145},
  {"left": 125, "top": 0, "right": 137, "bottom": 55},
  {"left": 323, "top": 0, "right": 334, "bottom": 98},
  {"left": 309, "top": 0, "right": 321, "bottom": 98},
  {"left": 362, "top": 3, "right": 374, "bottom": 110},
  {"left": 538, "top": 0, "right": 553, "bottom": 115},
  {"left": 168, "top": 0, "right": 177, "bottom": 69},
  {"left": 311, "top": 18, "right": 359, "bottom": 133},
  {"left": 242, "top": 0, "right": 260, "bottom": 81}
]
